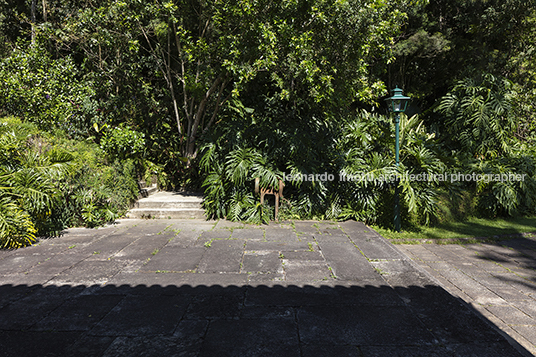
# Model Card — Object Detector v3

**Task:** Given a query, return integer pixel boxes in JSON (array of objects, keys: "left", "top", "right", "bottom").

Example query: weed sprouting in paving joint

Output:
[
  {"left": 290, "top": 221, "right": 296, "bottom": 231},
  {"left": 374, "top": 267, "right": 388, "bottom": 275},
  {"left": 327, "top": 266, "right": 337, "bottom": 279},
  {"left": 152, "top": 249, "right": 159, "bottom": 255}
]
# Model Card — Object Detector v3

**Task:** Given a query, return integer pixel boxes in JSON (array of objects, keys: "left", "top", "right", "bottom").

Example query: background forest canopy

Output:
[{"left": 1, "top": 0, "right": 536, "bottom": 244}]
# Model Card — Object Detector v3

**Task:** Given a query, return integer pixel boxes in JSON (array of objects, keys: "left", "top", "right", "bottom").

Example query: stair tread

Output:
[
  {"left": 137, "top": 193, "right": 203, "bottom": 201},
  {"left": 129, "top": 191, "right": 205, "bottom": 219},
  {"left": 130, "top": 208, "right": 204, "bottom": 211}
]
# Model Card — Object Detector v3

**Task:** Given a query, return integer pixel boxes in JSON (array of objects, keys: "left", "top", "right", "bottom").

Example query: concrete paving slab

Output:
[
  {"left": 0, "top": 219, "right": 531, "bottom": 356},
  {"left": 214, "top": 220, "right": 244, "bottom": 230},
  {"left": 245, "top": 240, "right": 311, "bottom": 251},
  {"left": 264, "top": 227, "right": 299, "bottom": 242},
  {"left": 316, "top": 222, "right": 341, "bottom": 230},
  {"left": 31, "top": 295, "right": 123, "bottom": 331},
  {"left": 197, "top": 240, "right": 244, "bottom": 273},
  {"left": 0, "top": 248, "right": 16, "bottom": 260},
  {"left": 282, "top": 251, "right": 324, "bottom": 261},
  {"left": 171, "top": 272, "right": 250, "bottom": 287},
  {"left": 319, "top": 242, "right": 377, "bottom": 280},
  {"left": 198, "top": 229, "right": 231, "bottom": 240},
  {"left": 396, "top": 284, "right": 509, "bottom": 345},
  {"left": 105, "top": 272, "right": 250, "bottom": 291},
  {"left": 293, "top": 221, "right": 319, "bottom": 235},
  {"left": 492, "top": 285, "right": 533, "bottom": 301},
  {"left": 0, "top": 285, "right": 85, "bottom": 330},
  {"left": 405, "top": 245, "right": 443, "bottom": 261},
  {"left": 302, "top": 345, "right": 360, "bottom": 357},
  {"left": 49, "top": 260, "right": 127, "bottom": 285},
  {"left": 231, "top": 228, "right": 265, "bottom": 240},
  {"left": 369, "top": 259, "right": 416, "bottom": 275},
  {"left": 426, "top": 261, "right": 459, "bottom": 271},
  {"left": 166, "top": 220, "right": 216, "bottom": 232},
  {"left": 247, "top": 272, "right": 285, "bottom": 283},
  {"left": 199, "top": 319, "right": 300, "bottom": 357},
  {"left": 401, "top": 242, "right": 536, "bottom": 355},
  {"left": 0, "top": 283, "right": 41, "bottom": 308},
  {"left": 239, "top": 305, "right": 294, "bottom": 319},
  {"left": 102, "top": 334, "right": 202, "bottom": 357},
  {"left": 241, "top": 251, "right": 282, "bottom": 273},
  {"left": 449, "top": 340, "right": 528, "bottom": 357},
  {"left": 113, "top": 233, "right": 172, "bottom": 260},
  {"left": 486, "top": 305, "right": 536, "bottom": 326},
  {"left": 10, "top": 242, "right": 68, "bottom": 255},
  {"left": 515, "top": 300, "right": 536, "bottom": 318},
  {"left": 297, "top": 305, "right": 436, "bottom": 345},
  {"left": 284, "top": 260, "right": 333, "bottom": 282},
  {"left": 338, "top": 220, "right": 368, "bottom": 234},
  {"left": 314, "top": 232, "right": 351, "bottom": 243},
  {"left": 440, "top": 269, "right": 507, "bottom": 304},
  {"left": 0, "top": 330, "right": 82, "bottom": 357},
  {"left": 25, "top": 251, "right": 93, "bottom": 276},
  {"left": 83, "top": 236, "right": 141, "bottom": 260},
  {"left": 65, "top": 335, "right": 115, "bottom": 357},
  {"left": 245, "top": 283, "right": 402, "bottom": 307},
  {"left": 89, "top": 295, "right": 190, "bottom": 336},
  {"left": 0, "top": 254, "right": 49, "bottom": 274},
  {"left": 140, "top": 247, "right": 205, "bottom": 272},
  {"left": 511, "top": 325, "right": 536, "bottom": 346},
  {"left": 352, "top": 235, "right": 404, "bottom": 260},
  {"left": 165, "top": 230, "right": 202, "bottom": 247},
  {"left": 184, "top": 290, "right": 244, "bottom": 319},
  {"left": 360, "top": 345, "right": 455, "bottom": 356},
  {"left": 0, "top": 272, "right": 57, "bottom": 286}
]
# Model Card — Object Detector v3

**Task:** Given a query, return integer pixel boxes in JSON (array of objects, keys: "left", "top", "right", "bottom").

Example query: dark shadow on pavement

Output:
[
  {"left": 470, "top": 235, "right": 536, "bottom": 284},
  {"left": 0, "top": 281, "right": 530, "bottom": 357}
]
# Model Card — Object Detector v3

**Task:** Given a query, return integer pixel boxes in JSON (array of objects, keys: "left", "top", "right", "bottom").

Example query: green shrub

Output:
[
  {"left": 100, "top": 125, "right": 145, "bottom": 161},
  {"left": 0, "top": 117, "right": 140, "bottom": 248},
  {"left": 199, "top": 101, "right": 446, "bottom": 227},
  {"left": 0, "top": 42, "right": 97, "bottom": 137}
]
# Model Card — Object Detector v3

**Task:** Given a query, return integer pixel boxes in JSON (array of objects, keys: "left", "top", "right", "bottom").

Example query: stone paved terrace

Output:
[
  {"left": 398, "top": 237, "right": 536, "bottom": 356},
  {"left": 0, "top": 219, "right": 533, "bottom": 356}
]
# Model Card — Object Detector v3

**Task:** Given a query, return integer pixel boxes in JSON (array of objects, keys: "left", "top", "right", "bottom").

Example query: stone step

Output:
[
  {"left": 135, "top": 200, "right": 202, "bottom": 209},
  {"left": 135, "top": 191, "right": 203, "bottom": 209},
  {"left": 139, "top": 184, "right": 159, "bottom": 198},
  {"left": 127, "top": 191, "right": 205, "bottom": 219},
  {"left": 127, "top": 208, "right": 205, "bottom": 219}
]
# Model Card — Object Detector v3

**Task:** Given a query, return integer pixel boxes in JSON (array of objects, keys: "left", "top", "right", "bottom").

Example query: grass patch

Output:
[{"left": 373, "top": 216, "right": 536, "bottom": 241}]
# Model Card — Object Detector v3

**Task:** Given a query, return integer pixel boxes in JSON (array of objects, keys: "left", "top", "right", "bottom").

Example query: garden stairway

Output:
[{"left": 127, "top": 189, "right": 205, "bottom": 219}]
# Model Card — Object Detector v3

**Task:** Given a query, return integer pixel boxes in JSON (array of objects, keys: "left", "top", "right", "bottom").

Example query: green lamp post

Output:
[{"left": 385, "top": 86, "right": 411, "bottom": 232}]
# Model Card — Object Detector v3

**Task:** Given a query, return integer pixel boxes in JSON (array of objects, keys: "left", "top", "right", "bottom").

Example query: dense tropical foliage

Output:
[{"left": 1, "top": 0, "right": 535, "bottom": 246}]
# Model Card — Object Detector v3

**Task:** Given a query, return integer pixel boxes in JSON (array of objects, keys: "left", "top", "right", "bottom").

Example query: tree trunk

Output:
[
  {"left": 42, "top": 0, "right": 47, "bottom": 22},
  {"left": 31, "top": 0, "right": 36, "bottom": 45}
]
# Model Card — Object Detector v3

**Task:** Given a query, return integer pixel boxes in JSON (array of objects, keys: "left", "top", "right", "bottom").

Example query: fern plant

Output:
[
  {"left": 199, "top": 100, "right": 447, "bottom": 228},
  {"left": 337, "top": 110, "right": 445, "bottom": 227},
  {"left": 0, "top": 118, "right": 71, "bottom": 246},
  {"left": 437, "top": 73, "right": 517, "bottom": 159},
  {"left": 0, "top": 117, "right": 140, "bottom": 248}
]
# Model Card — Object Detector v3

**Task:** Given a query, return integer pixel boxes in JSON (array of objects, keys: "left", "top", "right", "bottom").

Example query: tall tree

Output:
[{"left": 59, "top": 0, "right": 406, "bottom": 163}]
